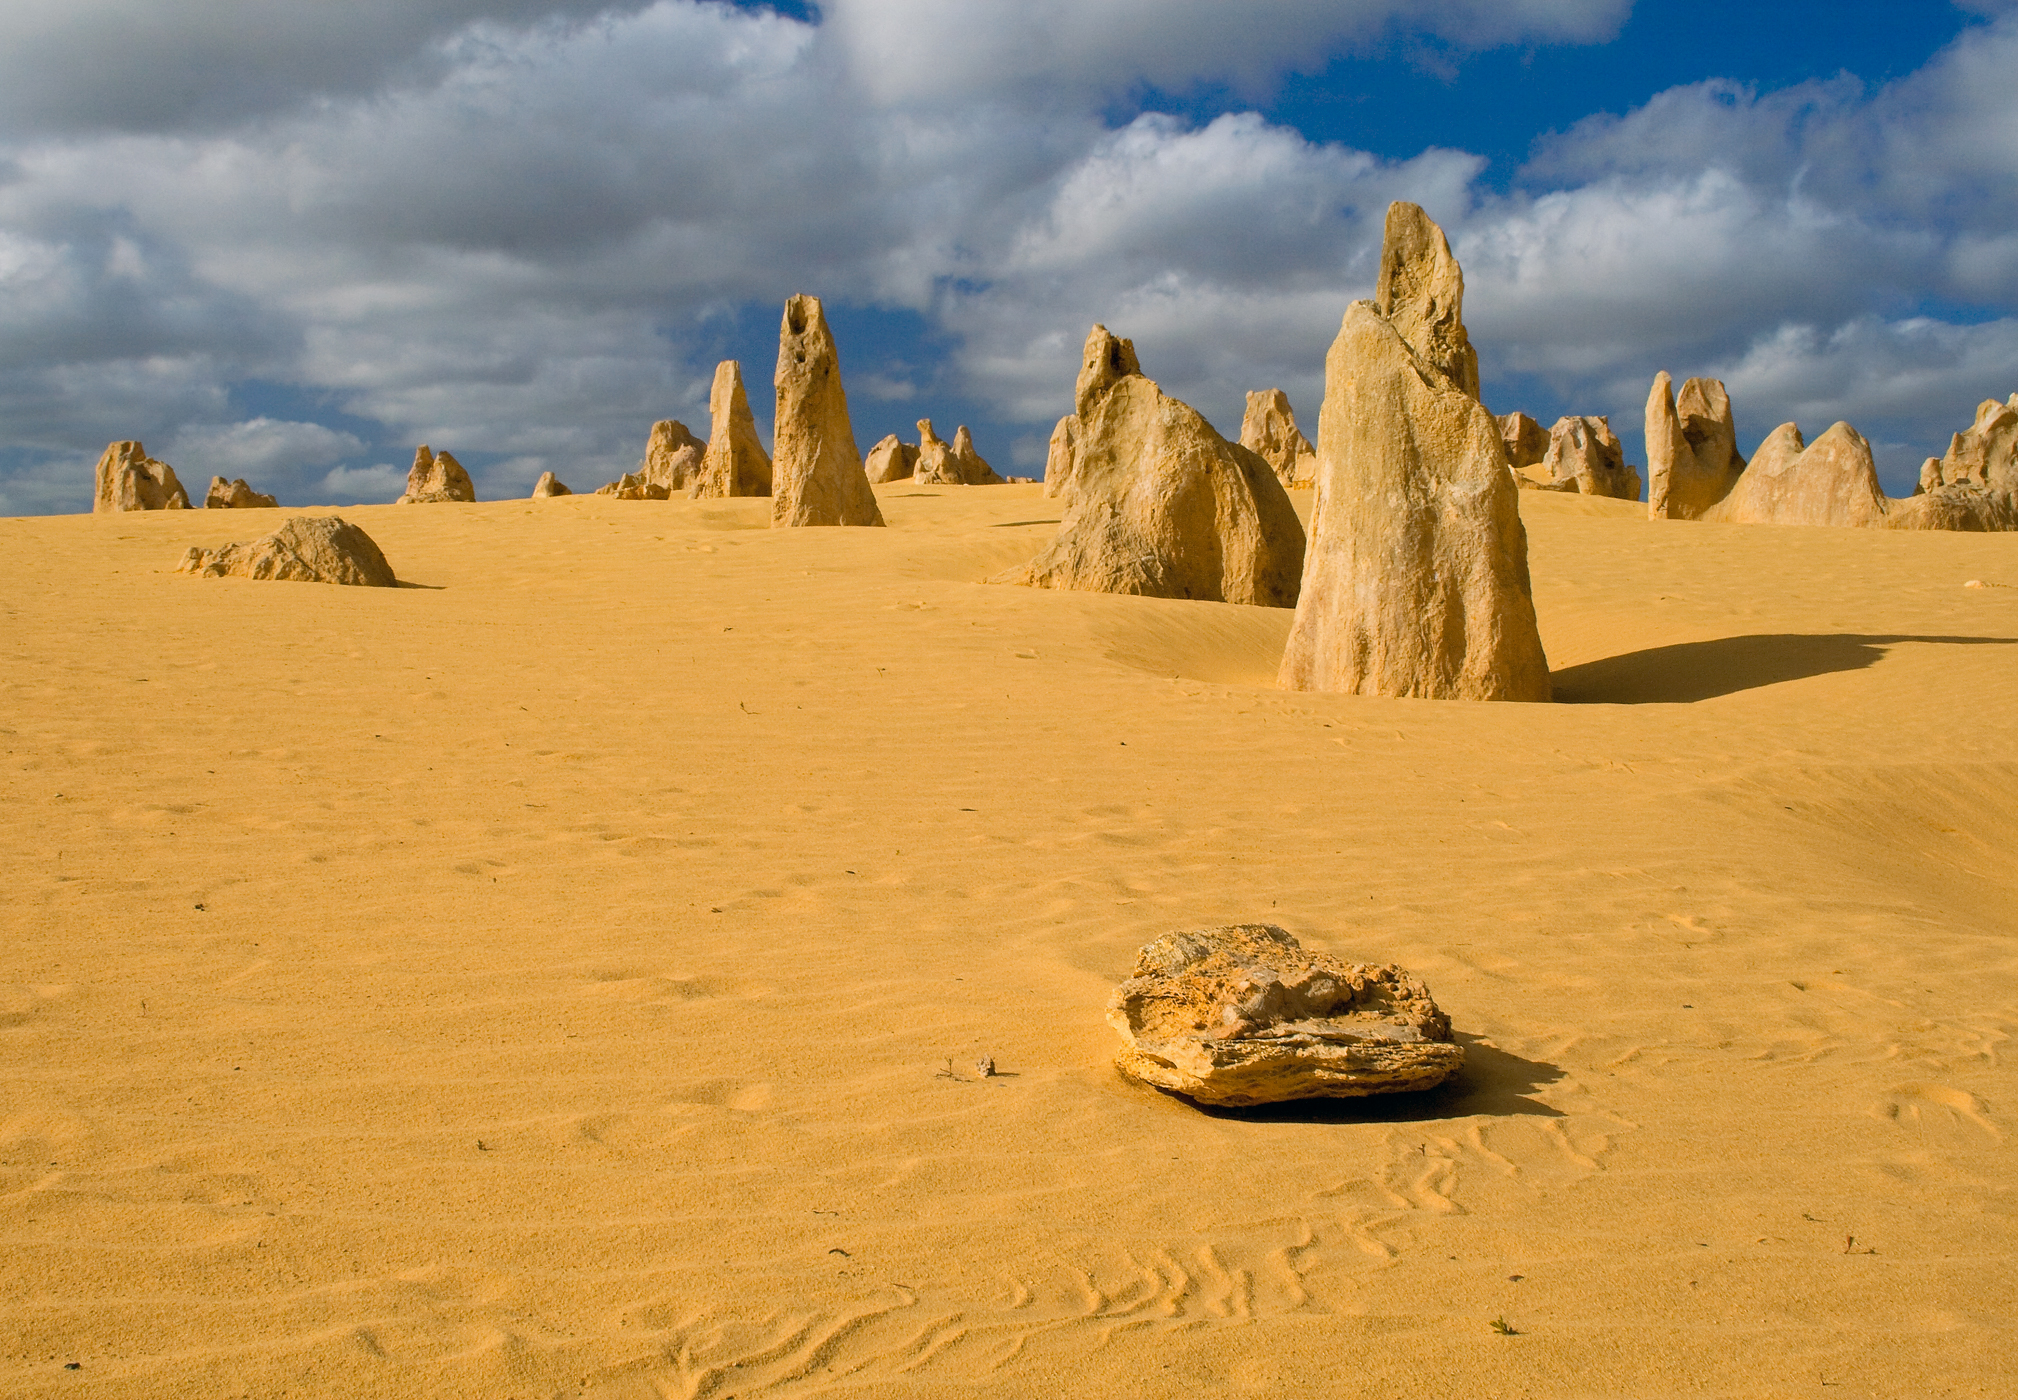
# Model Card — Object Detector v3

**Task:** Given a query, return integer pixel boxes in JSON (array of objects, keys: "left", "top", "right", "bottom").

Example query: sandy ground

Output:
[{"left": 1, "top": 483, "right": 2013, "bottom": 1398}]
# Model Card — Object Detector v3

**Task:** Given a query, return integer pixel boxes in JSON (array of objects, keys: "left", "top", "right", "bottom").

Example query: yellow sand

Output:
[{"left": 1, "top": 485, "right": 2013, "bottom": 1397}]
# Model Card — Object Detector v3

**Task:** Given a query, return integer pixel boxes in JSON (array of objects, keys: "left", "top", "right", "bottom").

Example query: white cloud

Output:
[
  {"left": 319, "top": 462, "right": 412, "bottom": 505},
  {"left": 163, "top": 417, "right": 365, "bottom": 484}
]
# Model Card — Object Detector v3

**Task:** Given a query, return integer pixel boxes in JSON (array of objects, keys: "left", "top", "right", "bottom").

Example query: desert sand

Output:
[{"left": 2, "top": 484, "right": 2015, "bottom": 1397}]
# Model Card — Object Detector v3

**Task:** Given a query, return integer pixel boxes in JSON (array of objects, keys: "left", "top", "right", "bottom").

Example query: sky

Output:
[{"left": 1, "top": 0, "right": 2014, "bottom": 512}]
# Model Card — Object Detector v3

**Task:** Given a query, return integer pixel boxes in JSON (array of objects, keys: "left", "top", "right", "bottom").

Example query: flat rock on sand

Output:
[
  {"left": 1107, "top": 924, "right": 1463, "bottom": 1107},
  {"left": 176, "top": 515, "right": 397, "bottom": 587}
]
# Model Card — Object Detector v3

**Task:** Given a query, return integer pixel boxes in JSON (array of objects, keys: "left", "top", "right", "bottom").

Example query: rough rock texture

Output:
[
  {"left": 595, "top": 471, "right": 669, "bottom": 500},
  {"left": 640, "top": 420, "right": 706, "bottom": 494},
  {"left": 1706, "top": 421, "right": 1889, "bottom": 528},
  {"left": 1497, "top": 412, "right": 1549, "bottom": 473},
  {"left": 1241, "top": 389, "right": 1319, "bottom": 488},
  {"left": 771, "top": 295, "right": 884, "bottom": 527},
  {"left": 396, "top": 446, "right": 476, "bottom": 504},
  {"left": 176, "top": 516, "right": 396, "bottom": 587},
  {"left": 1535, "top": 415, "right": 1640, "bottom": 500},
  {"left": 1001, "top": 324, "right": 1304, "bottom": 606},
  {"left": 1107, "top": 924, "right": 1463, "bottom": 1107},
  {"left": 1374, "top": 201, "right": 1480, "bottom": 399},
  {"left": 1041, "top": 413, "right": 1081, "bottom": 498},
  {"left": 911, "top": 420, "right": 961, "bottom": 485},
  {"left": 1885, "top": 394, "right": 2018, "bottom": 531},
  {"left": 93, "top": 441, "right": 190, "bottom": 512},
  {"left": 1887, "top": 486, "right": 2018, "bottom": 532},
  {"left": 951, "top": 425, "right": 1004, "bottom": 485},
  {"left": 1279, "top": 203, "right": 1551, "bottom": 702},
  {"left": 863, "top": 434, "right": 917, "bottom": 484},
  {"left": 693, "top": 360, "right": 774, "bottom": 499},
  {"left": 531, "top": 472, "right": 572, "bottom": 498},
  {"left": 1646, "top": 374, "right": 1744, "bottom": 519},
  {"left": 204, "top": 476, "right": 277, "bottom": 509}
]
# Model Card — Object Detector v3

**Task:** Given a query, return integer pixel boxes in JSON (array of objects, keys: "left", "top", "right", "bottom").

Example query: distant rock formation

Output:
[
  {"left": 1240, "top": 389, "right": 1318, "bottom": 488},
  {"left": 1000, "top": 324, "right": 1303, "bottom": 606},
  {"left": 176, "top": 516, "right": 396, "bottom": 587},
  {"left": 951, "top": 425, "right": 1004, "bottom": 484},
  {"left": 1279, "top": 202, "right": 1550, "bottom": 702},
  {"left": 693, "top": 360, "right": 773, "bottom": 498},
  {"left": 1890, "top": 394, "right": 2018, "bottom": 531},
  {"left": 1106, "top": 924, "right": 1464, "bottom": 1106},
  {"left": 204, "top": 476, "right": 277, "bottom": 509},
  {"left": 1647, "top": 374, "right": 1744, "bottom": 519},
  {"left": 1705, "top": 421, "right": 1889, "bottom": 528},
  {"left": 640, "top": 420, "right": 706, "bottom": 494},
  {"left": 770, "top": 294, "right": 884, "bottom": 528},
  {"left": 595, "top": 471, "right": 669, "bottom": 500},
  {"left": 1528, "top": 415, "right": 1640, "bottom": 500},
  {"left": 863, "top": 434, "right": 917, "bottom": 483},
  {"left": 396, "top": 446, "right": 476, "bottom": 504},
  {"left": 911, "top": 419, "right": 960, "bottom": 485},
  {"left": 1497, "top": 412, "right": 1549, "bottom": 474},
  {"left": 93, "top": 441, "right": 190, "bottom": 512},
  {"left": 531, "top": 472, "right": 572, "bottom": 498}
]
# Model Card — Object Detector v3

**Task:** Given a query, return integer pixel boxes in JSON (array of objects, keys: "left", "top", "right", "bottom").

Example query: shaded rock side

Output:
[
  {"left": 1241, "top": 389, "right": 1318, "bottom": 488},
  {"left": 93, "top": 441, "right": 190, "bottom": 512},
  {"left": 1497, "top": 412, "right": 1549, "bottom": 473},
  {"left": 1107, "top": 924, "right": 1463, "bottom": 1107},
  {"left": 531, "top": 472, "right": 572, "bottom": 498},
  {"left": 595, "top": 471, "right": 668, "bottom": 500},
  {"left": 863, "top": 434, "right": 918, "bottom": 484},
  {"left": 396, "top": 445, "right": 476, "bottom": 504},
  {"left": 204, "top": 476, "right": 277, "bottom": 509},
  {"left": 1646, "top": 374, "right": 1743, "bottom": 519},
  {"left": 176, "top": 516, "right": 396, "bottom": 587},
  {"left": 1279, "top": 299, "right": 1550, "bottom": 702},
  {"left": 693, "top": 360, "right": 774, "bottom": 499},
  {"left": 1374, "top": 201, "right": 1480, "bottom": 400},
  {"left": 1041, "top": 412, "right": 1081, "bottom": 498},
  {"left": 951, "top": 425, "right": 1004, "bottom": 484},
  {"left": 1537, "top": 415, "right": 1640, "bottom": 500},
  {"left": 1706, "top": 421, "right": 1888, "bottom": 528},
  {"left": 771, "top": 294, "right": 884, "bottom": 527},
  {"left": 640, "top": 419, "right": 706, "bottom": 494},
  {"left": 1000, "top": 324, "right": 1304, "bottom": 607}
]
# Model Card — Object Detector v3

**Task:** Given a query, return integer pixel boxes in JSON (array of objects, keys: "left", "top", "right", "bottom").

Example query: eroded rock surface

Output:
[
  {"left": 396, "top": 446, "right": 476, "bottom": 504},
  {"left": 1707, "top": 421, "right": 1888, "bottom": 528},
  {"left": 693, "top": 360, "right": 774, "bottom": 499},
  {"left": 1893, "top": 394, "right": 2018, "bottom": 530},
  {"left": 1498, "top": 412, "right": 1549, "bottom": 474},
  {"left": 1002, "top": 324, "right": 1303, "bottom": 606},
  {"left": 176, "top": 516, "right": 396, "bottom": 587},
  {"left": 1535, "top": 416, "right": 1639, "bottom": 500},
  {"left": 1107, "top": 924, "right": 1463, "bottom": 1107},
  {"left": 911, "top": 419, "right": 960, "bottom": 485},
  {"left": 94, "top": 441, "right": 190, "bottom": 512},
  {"left": 1647, "top": 374, "right": 1744, "bottom": 519},
  {"left": 863, "top": 434, "right": 918, "bottom": 484},
  {"left": 1241, "top": 389, "right": 1318, "bottom": 488},
  {"left": 595, "top": 471, "right": 669, "bottom": 500},
  {"left": 1279, "top": 202, "right": 1550, "bottom": 701},
  {"left": 204, "top": 477, "right": 278, "bottom": 509},
  {"left": 771, "top": 294, "right": 883, "bottom": 527},
  {"left": 951, "top": 425, "right": 1003, "bottom": 485},
  {"left": 531, "top": 472, "right": 572, "bottom": 498},
  {"left": 640, "top": 420, "right": 706, "bottom": 494}
]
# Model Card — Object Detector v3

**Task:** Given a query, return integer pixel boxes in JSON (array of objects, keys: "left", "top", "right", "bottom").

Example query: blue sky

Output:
[{"left": 1, "top": 0, "right": 2012, "bottom": 511}]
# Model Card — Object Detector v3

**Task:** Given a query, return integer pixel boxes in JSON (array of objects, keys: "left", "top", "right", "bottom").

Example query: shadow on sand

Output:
[
  {"left": 1552, "top": 633, "right": 2018, "bottom": 704},
  {"left": 1180, "top": 1036, "right": 1564, "bottom": 1125}
]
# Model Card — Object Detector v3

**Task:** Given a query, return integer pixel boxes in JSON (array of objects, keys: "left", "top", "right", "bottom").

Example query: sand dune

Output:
[{"left": 1, "top": 485, "right": 2014, "bottom": 1396}]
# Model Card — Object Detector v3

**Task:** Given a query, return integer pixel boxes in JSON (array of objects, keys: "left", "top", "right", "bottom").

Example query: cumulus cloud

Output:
[{"left": 163, "top": 417, "right": 365, "bottom": 486}]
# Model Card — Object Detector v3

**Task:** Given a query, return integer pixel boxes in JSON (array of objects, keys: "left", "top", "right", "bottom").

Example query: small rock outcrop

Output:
[
  {"left": 911, "top": 419, "right": 961, "bottom": 485},
  {"left": 951, "top": 426, "right": 1004, "bottom": 485},
  {"left": 1001, "top": 324, "right": 1304, "bottom": 606},
  {"left": 595, "top": 471, "right": 669, "bottom": 500},
  {"left": 863, "top": 434, "right": 918, "bottom": 484},
  {"left": 93, "top": 441, "right": 190, "bottom": 512},
  {"left": 1041, "top": 413, "right": 1081, "bottom": 498},
  {"left": 1706, "top": 421, "right": 1889, "bottom": 528},
  {"left": 771, "top": 294, "right": 884, "bottom": 527},
  {"left": 531, "top": 472, "right": 572, "bottom": 498},
  {"left": 1529, "top": 415, "right": 1640, "bottom": 500},
  {"left": 1647, "top": 374, "right": 1744, "bottom": 519},
  {"left": 176, "top": 516, "right": 396, "bottom": 587},
  {"left": 1279, "top": 202, "right": 1551, "bottom": 701},
  {"left": 640, "top": 420, "right": 706, "bottom": 494},
  {"left": 692, "top": 361, "right": 774, "bottom": 499},
  {"left": 396, "top": 445, "right": 476, "bottom": 504},
  {"left": 1241, "top": 389, "right": 1318, "bottom": 488},
  {"left": 1498, "top": 412, "right": 1549, "bottom": 474},
  {"left": 1891, "top": 394, "right": 2018, "bottom": 531},
  {"left": 204, "top": 476, "right": 277, "bottom": 509},
  {"left": 1107, "top": 924, "right": 1464, "bottom": 1107}
]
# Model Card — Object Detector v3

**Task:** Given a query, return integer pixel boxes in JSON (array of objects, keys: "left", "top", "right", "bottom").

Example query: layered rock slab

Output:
[
  {"left": 694, "top": 361, "right": 774, "bottom": 499},
  {"left": 1241, "top": 389, "right": 1318, "bottom": 488},
  {"left": 176, "top": 516, "right": 396, "bottom": 587},
  {"left": 1003, "top": 324, "right": 1303, "bottom": 606},
  {"left": 396, "top": 446, "right": 476, "bottom": 504},
  {"left": 771, "top": 295, "right": 883, "bottom": 527},
  {"left": 94, "top": 441, "right": 190, "bottom": 512},
  {"left": 1279, "top": 203, "right": 1550, "bottom": 701},
  {"left": 205, "top": 477, "right": 278, "bottom": 509},
  {"left": 1107, "top": 924, "right": 1463, "bottom": 1107},
  {"left": 1706, "top": 421, "right": 1888, "bottom": 528}
]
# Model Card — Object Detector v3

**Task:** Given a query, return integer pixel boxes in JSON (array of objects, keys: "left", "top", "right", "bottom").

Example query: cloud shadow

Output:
[{"left": 1552, "top": 633, "right": 2018, "bottom": 704}]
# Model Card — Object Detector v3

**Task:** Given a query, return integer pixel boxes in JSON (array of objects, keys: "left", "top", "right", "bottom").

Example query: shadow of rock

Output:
[
  {"left": 1553, "top": 633, "right": 2018, "bottom": 704},
  {"left": 1175, "top": 1036, "right": 1563, "bottom": 1125}
]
